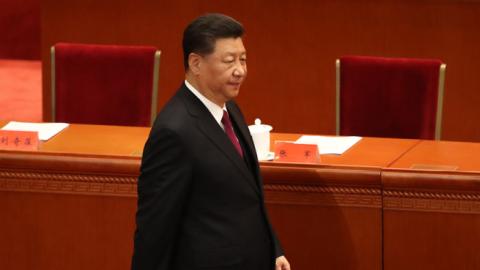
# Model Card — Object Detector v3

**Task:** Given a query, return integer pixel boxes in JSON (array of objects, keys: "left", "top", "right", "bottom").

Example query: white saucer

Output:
[{"left": 258, "top": 151, "right": 275, "bottom": 161}]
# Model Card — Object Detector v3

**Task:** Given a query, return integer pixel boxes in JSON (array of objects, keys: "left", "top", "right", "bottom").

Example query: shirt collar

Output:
[{"left": 185, "top": 80, "right": 226, "bottom": 127}]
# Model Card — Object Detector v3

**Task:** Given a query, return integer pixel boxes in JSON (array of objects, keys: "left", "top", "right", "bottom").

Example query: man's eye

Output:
[{"left": 223, "top": 59, "right": 234, "bottom": 63}]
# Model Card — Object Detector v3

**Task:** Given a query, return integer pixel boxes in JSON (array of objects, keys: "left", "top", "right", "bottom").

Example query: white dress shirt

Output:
[{"left": 185, "top": 80, "right": 227, "bottom": 130}]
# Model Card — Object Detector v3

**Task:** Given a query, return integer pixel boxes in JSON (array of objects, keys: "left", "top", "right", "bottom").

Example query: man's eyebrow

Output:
[{"left": 222, "top": 51, "right": 247, "bottom": 57}]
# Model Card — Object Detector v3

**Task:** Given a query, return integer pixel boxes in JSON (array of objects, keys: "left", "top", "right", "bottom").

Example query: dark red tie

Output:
[{"left": 221, "top": 110, "right": 243, "bottom": 158}]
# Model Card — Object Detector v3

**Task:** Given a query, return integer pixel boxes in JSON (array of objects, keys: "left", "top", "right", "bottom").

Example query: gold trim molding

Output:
[
  {"left": 0, "top": 170, "right": 137, "bottom": 197},
  {"left": 384, "top": 189, "right": 480, "bottom": 214},
  {"left": 264, "top": 184, "right": 382, "bottom": 208}
]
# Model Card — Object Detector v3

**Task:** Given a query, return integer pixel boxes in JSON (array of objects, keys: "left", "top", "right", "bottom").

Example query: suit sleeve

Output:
[
  {"left": 263, "top": 196, "right": 284, "bottom": 258},
  {"left": 271, "top": 226, "right": 284, "bottom": 257},
  {"left": 131, "top": 127, "right": 192, "bottom": 270}
]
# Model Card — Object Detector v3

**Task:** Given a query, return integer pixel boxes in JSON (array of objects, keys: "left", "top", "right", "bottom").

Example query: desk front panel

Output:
[
  {"left": 384, "top": 140, "right": 480, "bottom": 270},
  {"left": 0, "top": 124, "right": 419, "bottom": 270}
]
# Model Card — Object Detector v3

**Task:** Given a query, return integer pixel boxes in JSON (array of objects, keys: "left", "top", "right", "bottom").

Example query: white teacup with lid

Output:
[{"left": 248, "top": 118, "right": 273, "bottom": 161}]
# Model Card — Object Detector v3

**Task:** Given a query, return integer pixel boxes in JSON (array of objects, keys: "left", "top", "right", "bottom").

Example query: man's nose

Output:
[{"left": 233, "top": 62, "right": 246, "bottom": 77}]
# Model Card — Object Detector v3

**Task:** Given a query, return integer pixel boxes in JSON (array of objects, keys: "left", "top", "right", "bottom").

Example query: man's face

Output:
[{"left": 198, "top": 37, "right": 247, "bottom": 104}]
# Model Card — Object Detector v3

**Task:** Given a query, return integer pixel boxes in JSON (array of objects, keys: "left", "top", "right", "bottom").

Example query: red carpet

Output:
[{"left": 0, "top": 60, "right": 42, "bottom": 122}]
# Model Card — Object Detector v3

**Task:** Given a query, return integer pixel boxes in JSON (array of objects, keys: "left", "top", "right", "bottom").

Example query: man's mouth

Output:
[{"left": 228, "top": 82, "right": 242, "bottom": 86}]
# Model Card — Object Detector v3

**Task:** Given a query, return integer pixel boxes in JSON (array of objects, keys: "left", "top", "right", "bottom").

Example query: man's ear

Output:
[{"left": 188, "top": 53, "right": 202, "bottom": 76}]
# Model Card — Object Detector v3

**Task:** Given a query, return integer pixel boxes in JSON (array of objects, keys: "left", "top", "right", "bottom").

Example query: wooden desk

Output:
[
  {"left": 0, "top": 123, "right": 419, "bottom": 270},
  {"left": 384, "top": 140, "right": 480, "bottom": 270},
  {"left": 263, "top": 134, "right": 418, "bottom": 270},
  {"left": 0, "top": 124, "right": 149, "bottom": 270}
]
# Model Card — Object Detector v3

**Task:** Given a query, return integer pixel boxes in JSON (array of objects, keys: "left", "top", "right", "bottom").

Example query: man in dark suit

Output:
[{"left": 131, "top": 13, "right": 290, "bottom": 270}]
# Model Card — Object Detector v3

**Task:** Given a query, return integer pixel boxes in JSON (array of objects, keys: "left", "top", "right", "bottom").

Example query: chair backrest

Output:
[
  {"left": 336, "top": 56, "right": 446, "bottom": 140},
  {"left": 51, "top": 43, "right": 161, "bottom": 126}
]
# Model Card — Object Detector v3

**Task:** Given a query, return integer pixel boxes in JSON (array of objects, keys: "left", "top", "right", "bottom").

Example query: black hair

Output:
[{"left": 182, "top": 13, "right": 244, "bottom": 70}]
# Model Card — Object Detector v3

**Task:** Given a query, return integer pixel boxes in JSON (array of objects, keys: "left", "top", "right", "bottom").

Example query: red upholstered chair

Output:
[
  {"left": 336, "top": 56, "right": 446, "bottom": 140},
  {"left": 51, "top": 43, "right": 161, "bottom": 126}
]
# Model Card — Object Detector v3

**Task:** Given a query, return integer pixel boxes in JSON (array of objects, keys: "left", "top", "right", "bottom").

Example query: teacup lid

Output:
[{"left": 248, "top": 118, "right": 273, "bottom": 134}]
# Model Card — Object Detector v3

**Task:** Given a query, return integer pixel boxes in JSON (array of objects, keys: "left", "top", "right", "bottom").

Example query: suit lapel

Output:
[{"left": 179, "top": 85, "right": 261, "bottom": 196}]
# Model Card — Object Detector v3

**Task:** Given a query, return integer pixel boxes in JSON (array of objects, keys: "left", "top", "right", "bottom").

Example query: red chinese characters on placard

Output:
[
  {"left": 273, "top": 141, "right": 320, "bottom": 163},
  {"left": 0, "top": 130, "right": 39, "bottom": 151}
]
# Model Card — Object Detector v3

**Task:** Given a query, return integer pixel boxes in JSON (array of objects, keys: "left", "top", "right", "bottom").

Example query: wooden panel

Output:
[
  {"left": 267, "top": 198, "right": 382, "bottom": 270},
  {"left": 383, "top": 170, "right": 480, "bottom": 270},
  {"left": 0, "top": 191, "right": 136, "bottom": 270},
  {"left": 0, "top": 161, "right": 384, "bottom": 270},
  {"left": 41, "top": 0, "right": 480, "bottom": 142},
  {"left": 384, "top": 210, "right": 480, "bottom": 270},
  {"left": 385, "top": 142, "right": 480, "bottom": 270},
  {"left": 263, "top": 164, "right": 382, "bottom": 270}
]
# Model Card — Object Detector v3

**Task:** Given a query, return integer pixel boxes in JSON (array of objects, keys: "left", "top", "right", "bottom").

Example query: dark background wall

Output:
[
  {"left": 3, "top": 0, "right": 480, "bottom": 141},
  {"left": 0, "top": 0, "right": 40, "bottom": 59}
]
